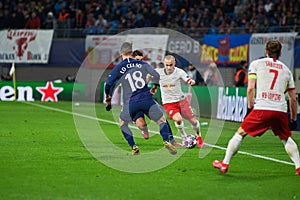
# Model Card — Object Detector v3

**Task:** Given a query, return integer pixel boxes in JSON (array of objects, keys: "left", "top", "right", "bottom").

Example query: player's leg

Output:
[
  {"left": 282, "top": 137, "right": 300, "bottom": 175},
  {"left": 120, "top": 105, "right": 139, "bottom": 155},
  {"left": 186, "top": 117, "right": 204, "bottom": 148},
  {"left": 213, "top": 127, "right": 245, "bottom": 173},
  {"left": 163, "top": 103, "right": 187, "bottom": 138},
  {"left": 213, "top": 110, "right": 269, "bottom": 173},
  {"left": 271, "top": 112, "right": 300, "bottom": 175},
  {"left": 180, "top": 98, "right": 204, "bottom": 148},
  {"left": 135, "top": 114, "right": 149, "bottom": 139},
  {"left": 173, "top": 113, "right": 187, "bottom": 138},
  {"left": 119, "top": 119, "right": 139, "bottom": 155},
  {"left": 148, "top": 101, "right": 177, "bottom": 154},
  {"left": 166, "top": 120, "right": 182, "bottom": 146}
]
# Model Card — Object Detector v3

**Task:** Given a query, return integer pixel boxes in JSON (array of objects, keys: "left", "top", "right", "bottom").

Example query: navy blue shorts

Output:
[
  {"left": 129, "top": 98, "right": 163, "bottom": 122},
  {"left": 120, "top": 103, "right": 144, "bottom": 123}
]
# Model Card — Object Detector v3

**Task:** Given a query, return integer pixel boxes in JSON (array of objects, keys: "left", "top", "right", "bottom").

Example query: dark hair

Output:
[
  {"left": 240, "top": 60, "right": 247, "bottom": 66},
  {"left": 266, "top": 40, "right": 282, "bottom": 59},
  {"left": 120, "top": 42, "right": 132, "bottom": 55},
  {"left": 132, "top": 50, "right": 143, "bottom": 57}
]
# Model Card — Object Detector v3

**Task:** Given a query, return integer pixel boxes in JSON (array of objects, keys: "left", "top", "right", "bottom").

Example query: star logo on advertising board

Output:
[{"left": 36, "top": 81, "right": 63, "bottom": 102}]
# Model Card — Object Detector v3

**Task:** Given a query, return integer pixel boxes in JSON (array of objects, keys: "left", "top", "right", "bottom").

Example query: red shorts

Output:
[
  {"left": 241, "top": 110, "right": 291, "bottom": 139},
  {"left": 163, "top": 98, "right": 195, "bottom": 120}
]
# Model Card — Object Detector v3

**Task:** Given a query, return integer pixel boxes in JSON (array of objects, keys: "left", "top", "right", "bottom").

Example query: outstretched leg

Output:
[
  {"left": 213, "top": 128, "right": 245, "bottom": 173},
  {"left": 120, "top": 119, "right": 139, "bottom": 155},
  {"left": 282, "top": 137, "right": 300, "bottom": 175}
]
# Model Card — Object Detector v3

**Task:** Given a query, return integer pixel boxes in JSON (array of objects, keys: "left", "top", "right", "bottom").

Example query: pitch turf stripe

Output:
[{"left": 23, "top": 102, "right": 294, "bottom": 166}]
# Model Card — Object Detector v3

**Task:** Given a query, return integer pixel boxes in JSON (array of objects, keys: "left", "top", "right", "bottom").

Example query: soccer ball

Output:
[{"left": 183, "top": 134, "right": 197, "bottom": 149}]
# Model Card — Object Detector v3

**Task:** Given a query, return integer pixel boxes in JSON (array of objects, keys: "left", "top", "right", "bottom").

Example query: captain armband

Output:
[{"left": 248, "top": 74, "right": 257, "bottom": 79}]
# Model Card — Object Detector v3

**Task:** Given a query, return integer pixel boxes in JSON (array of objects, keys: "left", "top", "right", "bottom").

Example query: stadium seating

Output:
[{"left": 1, "top": 0, "right": 299, "bottom": 38}]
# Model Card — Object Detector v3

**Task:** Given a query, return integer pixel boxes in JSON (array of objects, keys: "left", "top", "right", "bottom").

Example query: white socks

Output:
[
  {"left": 192, "top": 120, "right": 201, "bottom": 136},
  {"left": 175, "top": 121, "right": 186, "bottom": 137},
  {"left": 222, "top": 134, "right": 300, "bottom": 170},
  {"left": 282, "top": 137, "right": 300, "bottom": 169},
  {"left": 223, "top": 132, "right": 243, "bottom": 165}
]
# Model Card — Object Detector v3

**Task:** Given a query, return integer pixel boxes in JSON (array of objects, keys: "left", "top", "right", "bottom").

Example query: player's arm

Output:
[
  {"left": 179, "top": 68, "right": 195, "bottom": 85},
  {"left": 286, "top": 70, "right": 297, "bottom": 130},
  {"left": 146, "top": 65, "right": 160, "bottom": 95},
  {"left": 287, "top": 88, "right": 297, "bottom": 122},
  {"left": 186, "top": 78, "right": 195, "bottom": 85},
  {"left": 245, "top": 73, "right": 256, "bottom": 117},
  {"left": 104, "top": 68, "right": 120, "bottom": 110},
  {"left": 247, "top": 77, "right": 256, "bottom": 108}
]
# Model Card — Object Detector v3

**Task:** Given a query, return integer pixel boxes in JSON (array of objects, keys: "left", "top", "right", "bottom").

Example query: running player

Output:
[
  {"left": 105, "top": 42, "right": 177, "bottom": 155},
  {"left": 131, "top": 50, "right": 181, "bottom": 146},
  {"left": 213, "top": 40, "right": 300, "bottom": 175},
  {"left": 151, "top": 55, "right": 205, "bottom": 148}
]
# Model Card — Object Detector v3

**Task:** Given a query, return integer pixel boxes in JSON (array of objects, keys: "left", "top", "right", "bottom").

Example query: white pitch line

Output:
[
  {"left": 205, "top": 143, "right": 294, "bottom": 166},
  {"left": 23, "top": 102, "right": 294, "bottom": 166}
]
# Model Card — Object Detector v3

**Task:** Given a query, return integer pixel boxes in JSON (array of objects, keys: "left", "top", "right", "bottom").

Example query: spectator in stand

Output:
[
  {"left": 2, "top": 0, "right": 300, "bottom": 36},
  {"left": 85, "top": 13, "right": 96, "bottom": 34},
  {"left": 54, "top": 0, "right": 67, "bottom": 17},
  {"left": 203, "top": 63, "right": 218, "bottom": 86},
  {"left": 234, "top": 60, "right": 248, "bottom": 87},
  {"left": 25, "top": 11, "right": 41, "bottom": 29},
  {"left": 186, "top": 63, "right": 206, "bottom": 86},
  {"left": 43, "top": 11, "right": 57, "bottom": 29},
  {"left": 57, "top": 7, "right": 69, "bottom": 29},
  {"left": 74, "top": 9, "right": 85, "bottom": 29},
  {"left": 149, "top": 7, "right": 160, "bottom": 27},
  {"left": 151, "top": 62, "right": 157, "bottom": 69},
  {"left": 264, "top": 0, "right": 273, "bottom": 13},
  {"left": 36, "top": 6, "right": 46, "bottom": 23},
  {"left": 0, "top": 11, "right": 5, "bottom": 29},
  {"left": 15, "top": 5, "right": 25, "bottom": 29},
  {"left": 95, "top": 14, "right": 107, "bottom": 33},
  {"left": 234, "top": 0, "right": 243, "bottom": 16},
  {"left": 7, "top": 11, "right": 19, "bottom": 29},
  {"left": 135, "top": 14, "right": 146, "bottom": 28},
  {"left": 23, "top": 9, "right": 30, "bottom": 26}
]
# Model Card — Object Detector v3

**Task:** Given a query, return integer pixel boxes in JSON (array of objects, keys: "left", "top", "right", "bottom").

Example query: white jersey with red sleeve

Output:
[
  {"left": 248, "top": 57, "right": 295, "bottom": 112},
  {"left": 156, "top": 67, "right": 191, "bottom": 104}
]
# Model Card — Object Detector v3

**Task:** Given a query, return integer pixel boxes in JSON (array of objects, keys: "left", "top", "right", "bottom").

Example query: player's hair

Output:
[
  {"left": 120, "top": 42, "right": 132, "bottom": 55},
  {"left": 164, "top": 55, "right": 175, "bottom": 62},
  {"left": 132, "top": 50, "right": 143, "bottom": 58},
  {"left": 265, "top": 40, "right": 282, "bottom": 59}
]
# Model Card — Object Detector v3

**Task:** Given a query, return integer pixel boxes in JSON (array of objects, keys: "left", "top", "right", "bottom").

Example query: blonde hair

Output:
[{"left": 164, "top": 55, "right": 175, "bottom": 62}]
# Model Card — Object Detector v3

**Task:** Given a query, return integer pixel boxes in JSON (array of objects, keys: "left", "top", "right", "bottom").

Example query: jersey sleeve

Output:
[
  {"left": 105, "top": 65, "right": 120, "bottom": 96},
  {"left": 248, "top": 60, "right": 257, "bottom": 79},
  {"left": 145, "top": 63, "right": 160, "bottom": 84},
  {"left": 178, "top": 68, "right": 191, "bottom": 82},
  {"left": 287, "top": 70, "right": 295, "bottom": 90}
]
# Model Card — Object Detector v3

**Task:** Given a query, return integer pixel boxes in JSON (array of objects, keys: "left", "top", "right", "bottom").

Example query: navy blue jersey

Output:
[{"left": 105, "top": 58, "right": 160, "bottom": 103}]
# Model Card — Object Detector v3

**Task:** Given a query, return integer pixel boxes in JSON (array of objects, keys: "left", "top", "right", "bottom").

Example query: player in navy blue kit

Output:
[{"left": 105, "top": 42, "right": 177, "bottom": 155}]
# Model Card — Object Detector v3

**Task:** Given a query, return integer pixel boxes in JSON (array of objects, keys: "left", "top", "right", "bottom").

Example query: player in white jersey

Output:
[
  {"left": 151, "top": 55, "right": 204, "bottom": 148},
  {"left": 213, "top": 40, "right": 300, "bottom": 175}
]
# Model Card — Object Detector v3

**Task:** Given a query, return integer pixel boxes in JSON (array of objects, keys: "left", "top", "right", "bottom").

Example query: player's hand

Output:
[
  {"left": 244, "top": 107, "right": 253, "bottom": 118},
  {"left": 187, "top": 79, "right": 195, "bottom": 85},
  {"left": 150, "top": 87, "right": 157, "bottom": 95},
  {"left": 106, "top": 104, "right": 112, "bottom": 111},
  {"left": 289, "top": 120, "right": 297, "bottom": 131},
  {"left": 105, "top": 95, "right": 112, "bottom": 111}
]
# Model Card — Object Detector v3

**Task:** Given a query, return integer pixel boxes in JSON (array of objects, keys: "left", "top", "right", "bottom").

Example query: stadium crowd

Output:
[{"left": 0, "top": 0, "right": 299, "bottom": 36}]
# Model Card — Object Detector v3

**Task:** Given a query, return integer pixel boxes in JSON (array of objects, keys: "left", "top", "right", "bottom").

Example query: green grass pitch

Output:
[{"left": 1, "top": 101, "right": 299, "bottom": 200}]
